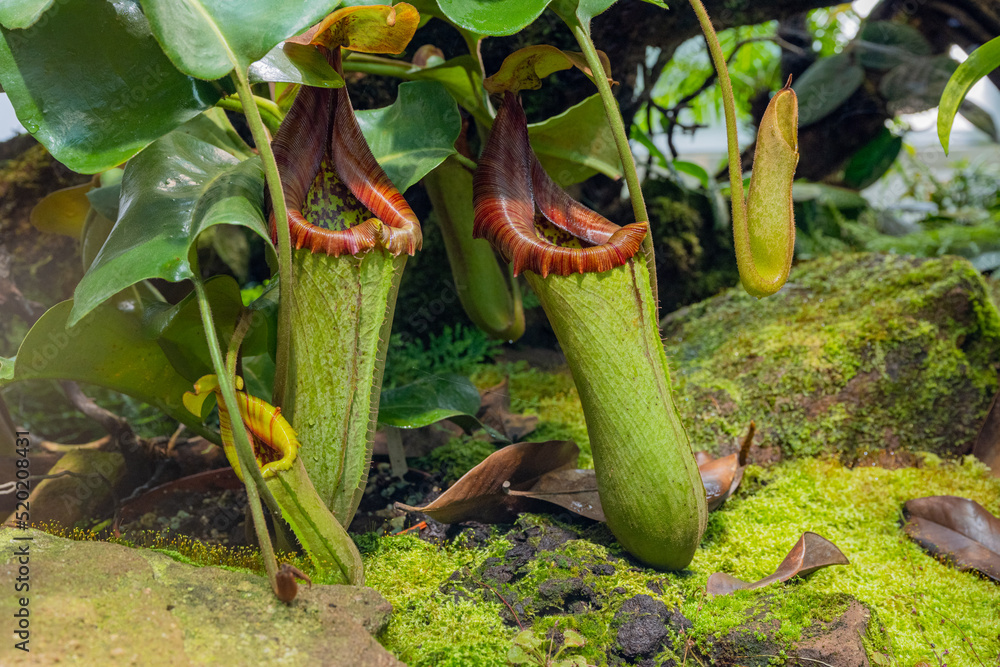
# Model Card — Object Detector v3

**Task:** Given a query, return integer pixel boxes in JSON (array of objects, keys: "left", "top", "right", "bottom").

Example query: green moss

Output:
[
  {"left": 413, "top": 436, "right": 498, "bottom": 484},
  {"left": 473, "top": 362, "right": 593, "bottom": 467},
  {"left": 363, "top": 453, "right": 1000, "bottom": 666},
  {"left": 362, "top": 534, "right": 513, "bottom": 667}
]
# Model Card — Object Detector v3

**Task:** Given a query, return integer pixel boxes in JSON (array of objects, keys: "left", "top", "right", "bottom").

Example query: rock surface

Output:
[
  {"left": 663, "top": 253, "right": 1000, "bottom": 462},
  {"left": 0, "top": 529, "right": 400, "bottom": 666}
]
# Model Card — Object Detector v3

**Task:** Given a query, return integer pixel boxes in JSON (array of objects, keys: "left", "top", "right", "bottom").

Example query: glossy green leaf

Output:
[
  {"left": 0, "top": 299, "right": 216, "bottom": 440},
  {"left": 356, "top": 81, "right": 462, "bottom": 193},
  {"left": 435, "top": 0, "right": 549, "bottom": 36},
  {"left": 549, "top": 0, "right": 616, "bottom": 25},
  {"left": 843, "top": 127, "right": 902, "bottom": 190},
  {"left": 249, "top": 42, "right": 345, "bottom": 88},
  {"left": 141, "top": 275, "right": 269, "bottom": 382},
  {"left": 378, "top": 374, "right": 481, "bottom": 429},
  {"left": 0, "top": 0, "right": 53, "bottom": 29},
  {"left": 345, "top": 53, "right": 489, "bottom": 124},
  {"left": 174, "top": 107, "right": 255, "bottom": 160},
  {"left": 86, "top": 184, "right": 122, "bottom": 223},
  {"left": 792, "top": 54, "right": 865, "bottom": 126},
  {"left": 0, "top": 0, "right": 227, "bottom": 173},
  {"left": 856, "top": 21, "right": 931, "bottom": 70},
  {"left": 938, "top": 35, "right": 1000, "bottom": 154},
  {"left": 70, "top": 129, "right": 269, "bottom": 326},
  {"left": 137, "top": 0, "right": 341, "bottom": 80},
  {"left": 528, "top": 94, "right": 621, "bottom": 186}
]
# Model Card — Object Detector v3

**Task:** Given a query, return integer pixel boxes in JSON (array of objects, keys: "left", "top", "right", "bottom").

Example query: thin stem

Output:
[
  {"left": 567, "top": 20, "right": 659, "bottom": 314},
  {"left": 688, "top": 0, "right": 748, "bottom": 229},
  {"left": 192, "top": 277, "right": 280, "bottom": 592},
  {"left": 451, "top": 153, "right": 478, "bottom": 172},
  {"left": 216, "top": 94, "right": 284, "bottom": 135},
  {"left": 231, "top": 69, "right": 293, "bottom": 409}
]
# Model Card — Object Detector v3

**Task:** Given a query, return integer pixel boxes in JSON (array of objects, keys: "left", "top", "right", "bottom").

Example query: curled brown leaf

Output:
[
  {"left": 395, "top": 441, "right": 579, "bottom": 524},
  {"left": 706, "top": 532, "right": 849, "bottom": 596}
]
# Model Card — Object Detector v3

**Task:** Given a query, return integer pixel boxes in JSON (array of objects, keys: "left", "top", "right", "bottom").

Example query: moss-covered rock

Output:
[
  {"left": 0, "top": 529, "right": 399, "bottom": 666},
  {"left": 662, "top": 253, "right": 1000, "bottom": 460}
]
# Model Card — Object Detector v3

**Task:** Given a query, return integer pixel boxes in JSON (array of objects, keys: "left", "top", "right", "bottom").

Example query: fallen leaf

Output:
[
  {"left": 972, "top": 388, "right": 1000, "bottom": 477},
  {"left": 696, "top": 421, "right": 755, "bottom": 511},
  {"left": 706, "top": 532, "right": 849, "bottom": 595},
  {"left": 118, "top": 468, "right": 242, "bottom": 525},
  {"left": 504, "top": 468, "right": 604, "bottom": 521},
  {"left": 478, "top": 378, "right": 539, "bottom": 442},
  {"left": 395, "top": 441, "right": 579, "bottom": 524},
  {"left": 902, "top": 495, "right": 1000, "bottom": 582}
]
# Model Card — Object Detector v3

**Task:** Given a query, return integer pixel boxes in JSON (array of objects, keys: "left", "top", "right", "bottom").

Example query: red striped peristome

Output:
[
  {"left": 472, "top": 92, "right": 647, "bottom": 278},
  {"left": 270, "top": 47, "right": 421, "bottom": 258}
]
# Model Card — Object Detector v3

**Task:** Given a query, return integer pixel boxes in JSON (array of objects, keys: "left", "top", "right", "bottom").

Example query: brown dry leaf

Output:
[
  {"left": 696, "top": 422, "right": 755, "bottom": 511},
  {"left": 117, "top": 467, "right": 241, "bottom": 525},
  {"left": 395, "top": 441, "right": 578, "bottom": 524},
  {"left": 902, "top": 495, "right": 1000, "bottom": 582},
  {"left": 478, "top": 378, "right": 539, "bottom": 442},
  {"left": 506, "top": 468, "right": 605, "bottom": 521},
  {"left": 972, "top": 389, "right": 1000, "bottom": 477},
  {"left": 706, "top": 532, "right": 850, "bottom": 596}
]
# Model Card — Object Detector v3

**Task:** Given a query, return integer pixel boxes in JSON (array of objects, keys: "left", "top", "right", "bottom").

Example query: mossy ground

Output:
[{"left": 362, "top": 450, "right": 999, "bottom": 666}]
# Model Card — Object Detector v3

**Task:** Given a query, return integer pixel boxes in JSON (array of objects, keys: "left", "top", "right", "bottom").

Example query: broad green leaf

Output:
[
  {"left": 0, "top": 0, "right": 53, "bottom": 29},
  {"left": 0, "top": 299, "right": 216, "bottom": 440},
  {"left": 407, "top": 0, "right": 484, "bottom": 54},
  {"left": 792, "top": 54, "right": 865, "bottom": 126},
  {"left": 842, "top": 127, "right": 902, "bottom": 190},
  {"left": 86, "top": 184, "right": 121, "bottom": 224},
  {"left": 356, "top": 80, "right": 461, "bottom": 193},
  {"left": 938, "top": 35, "right": 1000, "bottom": 154},
  {"left": 70, "top": 129, "right": 269, "bottom": 326},
  {"left": 142, "top": 276, "right": 253, "bottom": 382},
  {"left": 345, "top": 53, "right": 489, "bottom": 123},
  {"left": 549, "top": 0, "right": 617, "bottom": 25},
  {"left": 856, "top": 21, "right": 931, "bottom": 70},
  {"left": 138, "top": 0, "right": 342, "bottom": 80},
  {"left": 378, "top": 374, "right": 481, "bottom": 429},
  {"left": 175, "top": 107, "right": 255, "bottom": 160},
  {"left": 0, "top": 0, "right": 226, "bottom": 173},
  {"left": 249, "top": 42, "right": 345, "bottom": 88},
  {"left": 410, "top": 55, "right": 486, "bottom": 117},
  {"left": 528, "top": 94, "right": 621, "bottom": 186},
  {"left": 435, "top": 0, "right": 549, "bottom": 36}
]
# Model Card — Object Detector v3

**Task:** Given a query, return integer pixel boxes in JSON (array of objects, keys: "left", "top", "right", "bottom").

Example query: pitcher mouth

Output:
[
  {"left": 270, "top": 47, "right": 421, "bottom": 258},
  {"left": 472, "top": 92, "right": 647, "bottom": 278}
]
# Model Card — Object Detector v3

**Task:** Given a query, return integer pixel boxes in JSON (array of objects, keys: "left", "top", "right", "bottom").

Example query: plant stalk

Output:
[
  {"left": 216, "top": 94, "right": 284, "bottom": 135},
  {"left": 231, "top": 69, "right": 293, "bottom": 409},
  {"left": 688, "top": 0, "right": 747, "bottom": 231},
  {"left": 192, "top": 277, "right": 279, "bottom": 592},
  {"left": 566, "top": 20, "right": 658, "bottom": 314}
]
